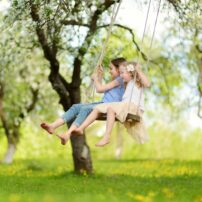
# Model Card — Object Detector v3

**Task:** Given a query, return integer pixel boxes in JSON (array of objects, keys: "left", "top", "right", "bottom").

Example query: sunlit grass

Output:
[
  {"left": 0, "top": 161, "right": 201, "bottom": 202},
  {"left": 0, "top": 122, "right": 202, "bottom": 202},
  {"left": 0, "top": 158, "right": 202, "bottom": 202}
]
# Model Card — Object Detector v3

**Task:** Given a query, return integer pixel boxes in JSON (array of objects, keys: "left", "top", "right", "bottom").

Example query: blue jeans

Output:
[{"left": 61, "top": 102, "right": 103, "bottom": 127}]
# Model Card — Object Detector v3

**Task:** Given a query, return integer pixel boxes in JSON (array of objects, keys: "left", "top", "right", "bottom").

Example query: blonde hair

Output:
[{"left": 123, "top": 61, "right": 142, "bottom": 88}]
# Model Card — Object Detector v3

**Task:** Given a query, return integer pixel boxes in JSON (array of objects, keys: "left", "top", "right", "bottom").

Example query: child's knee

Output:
[
  {"left": 92, "top": 109, "right": 100, "bottom": 116},
  {"left": 107, "top": 107, "right": 115, "bottom": 113},
  {"left": 72, "top": 104, "right": 81, "bottom": 108}
]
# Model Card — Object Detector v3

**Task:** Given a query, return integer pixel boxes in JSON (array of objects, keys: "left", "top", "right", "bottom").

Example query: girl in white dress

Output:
[{"left": 74, "top": 61, "right": 151, "bottom": 146}]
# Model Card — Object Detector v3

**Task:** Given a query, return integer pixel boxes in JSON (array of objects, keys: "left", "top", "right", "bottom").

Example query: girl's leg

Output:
[
  {"left": 57, "top": 107, "right": 100, "bottom": 145},
  {"left": 61, "top": 104, "right": 84, "bottom": 123},
  {"left": 96, "top": 107, "right": 116, "bottom": 147},
  {"left": 57, "top": 123, "right": 78, "bottom": 145},
  {"left": 72, "top": 105, "right": 95, "bottom": 127},
  {"left": 41, "top": 118, "right": 64, "bottom": 134},
  {"left": 75, "top": 109, "right": 100, "bottom": 134}
]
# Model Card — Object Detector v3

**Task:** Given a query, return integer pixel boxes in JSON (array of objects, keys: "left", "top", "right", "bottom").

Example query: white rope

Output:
[
  {"left": 85, "top": 0, "right": 123, "bottom": 103},
  {"left": 96, "top": 0, "right": 123, "bottom": 68},
  {"left": 127, "top": 0, "right": 162, "bottom": 116},
  {"left": 127, "top": 0, "right": 152, "bottom": 113}
]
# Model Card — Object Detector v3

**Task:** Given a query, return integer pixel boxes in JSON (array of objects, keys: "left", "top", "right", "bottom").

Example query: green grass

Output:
[
  {"left": 0, "top": 158, "right": 202, "bottom": 202},
  {"left": 0, "top": 122, "right": 202, "bottom": 202}
]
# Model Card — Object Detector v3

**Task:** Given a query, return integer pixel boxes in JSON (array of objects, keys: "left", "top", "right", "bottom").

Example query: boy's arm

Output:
[{"left": 136, "top": 64, "right": 151, "bottom": 88}]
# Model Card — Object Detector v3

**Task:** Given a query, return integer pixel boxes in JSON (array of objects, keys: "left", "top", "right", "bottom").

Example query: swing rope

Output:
[
  {"left": 96, "top": 0, "right": 123, "bottom": 69},
  {"left": 85, "top": 0, "right": 123, "bottom": 103},
  {"left": 127, "top": 0, "right": 162, "bottom": 119},
  {"left": 127, "top": 0, "right": 152, "bottom": 115},
  {"left": 83, "top": 0, "right": 162, "bottom": 122}
]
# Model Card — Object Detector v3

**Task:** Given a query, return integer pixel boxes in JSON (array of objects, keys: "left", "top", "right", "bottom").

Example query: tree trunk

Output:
[
  {"left": 71, "top": 134, "right": 93, "bottom": 174},
  {"left": 2, "top": 143, "right": 17, "bottom": 164},
  {"left": 2, "top": 126, "right": 19, "bottom": 164},
  {"left": 67, "top": 85, "right": 93, "bottom": 174},
  {"left": 48, "top": 74, "right": 93, "bottom": 174}
]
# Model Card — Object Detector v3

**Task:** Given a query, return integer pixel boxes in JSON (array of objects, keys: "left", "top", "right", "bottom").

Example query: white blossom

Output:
[{"left": 126, "top": 64, "right": 135, "bottom": 72}]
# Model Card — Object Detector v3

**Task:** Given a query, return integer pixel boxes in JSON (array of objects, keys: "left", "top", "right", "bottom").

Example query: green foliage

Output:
[
  {"left": 0, "top": 13, "right": 61, "bottom": 133},
  {"left": 160, "top": 0, "right": 202, "bottom": 114},
  {"left": 1, "top": 118, "right": 202, "bottom": 161},
  {"left": 5, "top": 0, "right": 201, "bottom": 116}
]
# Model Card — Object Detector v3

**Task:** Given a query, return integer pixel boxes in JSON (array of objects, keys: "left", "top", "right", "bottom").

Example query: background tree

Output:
[
  {"left": 0, "top": 12, "right": 59, "bottom": 163},
  {"left": 0, "top": 18, "right": 40, "bottom": 163},
  {"left": 162, "top": 0, "right": 202, "bottom": 118},
  {"left": 3, "top": 0, "right": 201, "bottom": 172}
]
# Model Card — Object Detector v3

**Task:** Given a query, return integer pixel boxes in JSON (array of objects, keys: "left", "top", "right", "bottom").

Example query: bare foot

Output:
[
  {"left": 57, "top": 133, "right": 71, "bottom": 145},
  {"left": 74, "top": 128, "right": 84, "bottom": 135},
  {"left": 95, "top": 137, "right": 110, "bottom": 147},
  {"left": 40, "top": 122, "right": 54, "bottom": 134}
]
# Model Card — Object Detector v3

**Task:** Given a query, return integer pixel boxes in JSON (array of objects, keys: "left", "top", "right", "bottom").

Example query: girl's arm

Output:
[
  {"left": 136, "top": 64, "right": 151, "bottom": 88},
  {"left": 92, "top": 73, "right": 120, "bottom": 93}
]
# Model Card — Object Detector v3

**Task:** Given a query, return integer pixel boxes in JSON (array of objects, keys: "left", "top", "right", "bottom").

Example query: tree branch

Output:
[
  {"left": 30, "top": 1, "right": 62, "bottom": 73},
  {"left": 98, "top": 23, "right": 148, "bottom": 61},
  {"left": 29, "top": 1, "right": 71, "bottom": 108},
  {"left": 61, "top": 19, "right": 89, "bottom": 27},
  {"left": 18, "top": 87, "right": 39, "bottom": 121},
  {"left": 61, "top": 22, "right": 148, "bottom": 61},
  {"left": 71, "top": 0, "right": 116, "bottom": 88}
]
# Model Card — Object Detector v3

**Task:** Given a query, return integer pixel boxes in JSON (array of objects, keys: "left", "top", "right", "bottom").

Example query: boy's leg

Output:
[{"left": 96, "top": 107, "right": 116, "bottom": 147}]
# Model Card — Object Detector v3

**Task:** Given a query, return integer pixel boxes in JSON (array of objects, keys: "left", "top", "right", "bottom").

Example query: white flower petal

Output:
[{"left": 127, "top": 64, "right": 135, "bottom": 72}]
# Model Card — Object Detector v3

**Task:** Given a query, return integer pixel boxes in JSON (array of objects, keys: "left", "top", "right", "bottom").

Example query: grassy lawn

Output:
[
  {"left": 0, "top": 123, "right": 202, "bottom": 202},
  {"left": 0, "top": 158, "right": 202, "bottom": 202}
]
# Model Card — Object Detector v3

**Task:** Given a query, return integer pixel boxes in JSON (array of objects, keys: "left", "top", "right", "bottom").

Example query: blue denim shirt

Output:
[{"left": 102, "top": 76, "right": 124, "bottom": 103}]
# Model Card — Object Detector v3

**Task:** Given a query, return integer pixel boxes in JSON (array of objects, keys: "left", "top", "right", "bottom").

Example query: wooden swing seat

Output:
[{"left": 96, "top": 113, "right": 140, "bottom": 122}]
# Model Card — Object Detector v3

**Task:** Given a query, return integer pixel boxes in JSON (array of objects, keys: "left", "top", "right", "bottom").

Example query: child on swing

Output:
[
  {"left": 74, "top": 61, "right": 151, "bottom": 146},
  {"left": 41, "top": 57, "right": 126, "bottom": 144}
]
